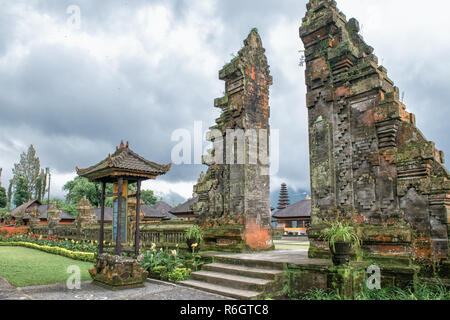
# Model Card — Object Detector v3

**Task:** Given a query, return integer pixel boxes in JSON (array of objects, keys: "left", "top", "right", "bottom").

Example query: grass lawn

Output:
[{"left": 0, "top": 246, "right": 93, "bottom": 287}]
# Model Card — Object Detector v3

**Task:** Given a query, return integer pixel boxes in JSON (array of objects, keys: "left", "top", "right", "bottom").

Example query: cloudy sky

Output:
[{"left": 0, "top": 0, "right": 449, "bottom": 206}]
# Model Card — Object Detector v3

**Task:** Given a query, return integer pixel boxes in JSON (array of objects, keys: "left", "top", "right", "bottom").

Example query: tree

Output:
[
  {"left": 141, "top": 190, "right": 158, "bottom": 206},
  {"left": 7, "top": 179, "right": 13, "bottom": 206},
  {"left": 64, "top": 176, "right": 105, "bottom": 208},
  {"left": 13, "top": 176, "right": 31, "bottom": 207},
  {"left": 35, "top": 169, "right": 48, "bottom": 201},
  {"left": 12, "top": 145, "right": 41, "bottom": 198},
  {"left": 0, "top": 187, "right": 7, "bottom": 208},
  {"left": 63, "top": 177, "right": 143, "bottom": 208}
]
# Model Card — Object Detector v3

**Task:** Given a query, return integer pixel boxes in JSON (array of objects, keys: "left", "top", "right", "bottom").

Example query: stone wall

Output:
[
  {"left": 300, "top": 0, "right": 449, "bottom": 269},
  {"left": 31, "top": 221, "right": 193, "bottom": 250},
  {"left": 192, "top": 29, "right": 274, "bottom": 252}
]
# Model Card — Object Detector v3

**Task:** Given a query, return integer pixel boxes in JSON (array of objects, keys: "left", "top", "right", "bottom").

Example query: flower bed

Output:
[
  {"left": 0, "top": 229, "right": 97, "bottom": 262},
  {"left": 141, "top": 244, "right": 192, "bottom": 283},
  {"left": 0, "top": 227, "right": 30, "bottom": 236},
  {"left": 0, "top": 231, "right": 98, "bottom": 253}
]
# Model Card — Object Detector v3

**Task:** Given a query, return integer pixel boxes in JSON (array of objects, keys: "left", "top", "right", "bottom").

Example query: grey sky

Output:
[{"left": 0, "top": 0, "right": 449, "bottom": 204}]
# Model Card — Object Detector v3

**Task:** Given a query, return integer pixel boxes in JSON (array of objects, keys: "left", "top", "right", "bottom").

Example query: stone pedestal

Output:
[{"left": 89, "top": 253, "right": 148, "bottom": 290}]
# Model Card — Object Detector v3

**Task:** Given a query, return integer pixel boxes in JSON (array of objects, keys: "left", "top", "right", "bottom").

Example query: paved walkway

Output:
[
  {"left": 0, "top": 278, "right": 233, "bottom": 300},
  {"left": 1, "top": 247, "right": 327, "bottom": 300},
  {"left": 0, "top": 277, "right": 29, "bottom": 300},
  {"left": 273, "top": 239, "right": 310, "bottom": 251},
  {"left": 209, "top": 249, "right": 331, "bottom": 266}
]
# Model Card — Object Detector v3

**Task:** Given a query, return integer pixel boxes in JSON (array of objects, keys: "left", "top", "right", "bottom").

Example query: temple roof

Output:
[
  {"left": 272, "top": 200, "right": 311, "bottom": 219},
  {"left": 169, "top": 196, "right": 199, "bottom": 215},
  {"left": 142, "top": 202, "right": 177, "bottom": 220},
  {"left": 10, "top": 200, "right": 75, "bottom": 221},
  {"left": 76, "top": 141, "right": 171, "bottom": 182}
]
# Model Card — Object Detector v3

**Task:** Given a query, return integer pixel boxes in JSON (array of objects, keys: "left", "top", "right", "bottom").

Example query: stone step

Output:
[
  {"left": 179, "top": 280, "right": 260, "bottom": 300},
  {"left": 191, "top": 271, "right": 272, "bottom": 292},
  {"left": 212, "top": 256, "right": 284, "bottom": 270},
  {"left": 203, "top": 263, "right": 283, "bottom": 280}
]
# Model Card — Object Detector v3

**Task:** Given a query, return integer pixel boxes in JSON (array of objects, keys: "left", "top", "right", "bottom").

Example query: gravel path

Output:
[{"left": 0, "top": 278, "right": 232, "bottom": 300}]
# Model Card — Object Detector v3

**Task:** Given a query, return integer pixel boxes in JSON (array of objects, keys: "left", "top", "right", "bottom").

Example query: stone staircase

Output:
[{"left": 180, "top": 256, "right": 284, "bottom": 300}]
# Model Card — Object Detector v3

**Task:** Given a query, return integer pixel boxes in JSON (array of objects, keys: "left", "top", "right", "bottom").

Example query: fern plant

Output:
[
  {"left": 322, "top": 220, "right": 361, "bottom": 252},
  {"left": 185, "top": 225, "right": 204, "bottom": 242}
]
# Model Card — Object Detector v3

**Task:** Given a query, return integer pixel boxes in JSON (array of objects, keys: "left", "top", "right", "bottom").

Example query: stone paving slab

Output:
[
  {"left": 0, "top": 277, "right": 30, "bottom": 300},
  {"left": 12, "top": 280, "right": 233, "bottom": 300},
  {"left": 208, "top": 249, "right": 331, "bottom": 266}
]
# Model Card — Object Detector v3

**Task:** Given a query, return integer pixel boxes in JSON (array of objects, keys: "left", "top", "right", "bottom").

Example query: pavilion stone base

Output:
[{"left": 89, "top": 253, "right": 148, "bottom": 290}]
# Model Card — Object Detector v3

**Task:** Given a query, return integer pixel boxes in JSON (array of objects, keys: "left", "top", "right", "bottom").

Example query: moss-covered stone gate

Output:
[
  {"left": 193, "top": 29, "right": 274, "bottom": 252},
  {"left": 300, "top": 0, "right": 449, "bottom": 273}
]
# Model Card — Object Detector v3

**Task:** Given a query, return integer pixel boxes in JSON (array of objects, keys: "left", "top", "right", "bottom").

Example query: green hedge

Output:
[
  {"left": 0, "top": 242, "right": 95, "bottom": 263},
  {"left": 148, "top": 266, "right": 191, "bottom": 283}
]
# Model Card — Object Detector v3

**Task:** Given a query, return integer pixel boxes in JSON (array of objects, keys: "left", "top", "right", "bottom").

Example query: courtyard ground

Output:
[
  {"left": 0, "top": 245, "right": 232, "bottom": 300},
  {"left": 0, "top": 278, "right": 232, "bottom": 300},
  {"left": 273, "top": 238, "right": 310, "bottom": 251}
]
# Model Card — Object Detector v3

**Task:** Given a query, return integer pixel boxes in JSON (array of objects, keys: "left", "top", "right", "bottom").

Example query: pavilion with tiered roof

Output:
[{"left": 76, "top": 140, "right": 171, "bottom": 289}]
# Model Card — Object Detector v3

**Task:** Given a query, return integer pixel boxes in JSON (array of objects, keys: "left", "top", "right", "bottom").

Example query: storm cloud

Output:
[{"left": 0, "top": 0, "right": 449, "bottom": 204}]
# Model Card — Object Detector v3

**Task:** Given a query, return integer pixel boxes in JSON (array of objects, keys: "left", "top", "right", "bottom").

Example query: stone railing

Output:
[
  {"left": 136, "top": 221, "right": 193, "bottom": 248},
  {"left": 30, "top": 221, "right": 193, "bottom": 249}
]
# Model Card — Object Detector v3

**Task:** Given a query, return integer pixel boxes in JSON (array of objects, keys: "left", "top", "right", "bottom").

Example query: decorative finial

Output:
[{"left": 126, "top": 141, "right": 129, "bottom": 149}]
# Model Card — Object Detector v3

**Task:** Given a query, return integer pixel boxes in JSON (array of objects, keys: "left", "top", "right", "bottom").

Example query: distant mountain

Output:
[{"left": 156, "top": 192, "right": 187, "bottom": 207}]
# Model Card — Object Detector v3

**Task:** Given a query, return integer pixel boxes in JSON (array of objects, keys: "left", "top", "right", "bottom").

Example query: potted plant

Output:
[
  {"left": 322, "top": 220, "right": 361, "bottom": 265},
  {"left": 185, "top": 225, "right": 204, "bottom": 253}
]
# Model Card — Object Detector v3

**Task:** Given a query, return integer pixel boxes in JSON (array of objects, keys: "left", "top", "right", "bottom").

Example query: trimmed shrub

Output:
[
  {"left": 168, "top": 268, "right": 191, "bottom": 283},
  {"left": 0, "top": 242, "right": 95, "bottom": 262}
]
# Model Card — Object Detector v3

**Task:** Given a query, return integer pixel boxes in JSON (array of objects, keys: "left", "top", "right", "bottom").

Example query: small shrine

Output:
[
  {"left": 47, "top": 203, "right": 61, "bottom": 231},
  {"left": 76, "top": 197, "right": 97, "bottom": 228},
  {"left": 76, "top": 141, "right": 171, "bottom": 289}
]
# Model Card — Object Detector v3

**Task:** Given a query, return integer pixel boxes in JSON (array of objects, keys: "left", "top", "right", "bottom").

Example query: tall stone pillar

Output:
[
  {"left": 300, "top": 0, "right": 449, "bottom": 270},
  {"left": 193, "top": 29, "right": 274, "bottom": 252}
]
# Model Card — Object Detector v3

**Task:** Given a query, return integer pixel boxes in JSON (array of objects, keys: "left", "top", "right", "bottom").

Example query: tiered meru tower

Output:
[
  {"left": 277, "top": 183, "right": 290, "bottom": 210},
  {"left": 193, "top": 29, "right": 274, "bottom": 252},
  {"left": 300, "top": 0, "right": 449, "bottom": 269}
]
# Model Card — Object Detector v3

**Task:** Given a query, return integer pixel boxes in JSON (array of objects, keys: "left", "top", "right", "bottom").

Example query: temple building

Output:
[
  {"left": 169, "top": 196, "right": 199, "bottom": 221},
  {"left": 272, "top": 199, "right": 312, "bottom": 236},
  {"left": 142, "top": 201, "right": 177, "bottom": 222},
  {"left": 5, "top": 199, "right": 75, "bottom": 226}
]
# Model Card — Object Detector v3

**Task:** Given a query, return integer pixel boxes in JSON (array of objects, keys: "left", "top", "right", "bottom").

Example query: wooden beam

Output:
[
  {"left": 99, "top": 181, "right": 106, "bottom": 255},
  {"left": 105, "top": 193, "right": 120, "bottom": 198},
  {"left": 135, "top": 179, "right": 141, "bottom": 256},
  {"left": 115, "top": 178, "right": 123, "bottom": 256}
]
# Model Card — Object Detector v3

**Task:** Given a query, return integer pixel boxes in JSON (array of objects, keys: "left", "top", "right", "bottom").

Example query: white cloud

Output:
[
  {"left": 142, "top": 179, "right": 195, "bottom": 201},
  {"left": 0, "top": 0, "right": 449, "bottom": 206}
]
